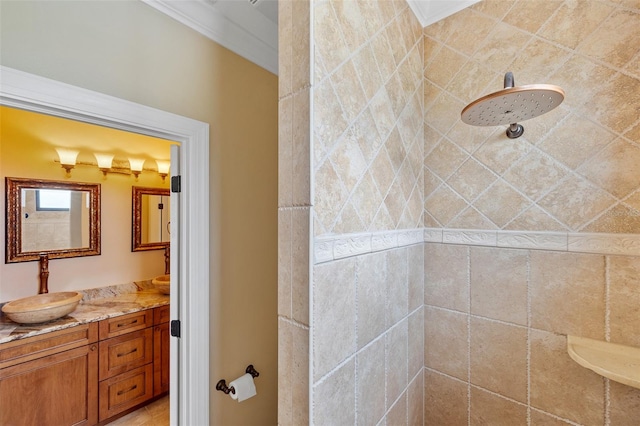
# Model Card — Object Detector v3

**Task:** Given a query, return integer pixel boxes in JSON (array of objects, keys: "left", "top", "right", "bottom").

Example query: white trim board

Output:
[{"left": 0, "top": 65, "right": 210, "bottom": 425}]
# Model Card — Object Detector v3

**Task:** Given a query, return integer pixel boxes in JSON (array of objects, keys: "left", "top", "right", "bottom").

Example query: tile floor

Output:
[{"left": 107, "top": 395, "right": 169, "bottom": 425}]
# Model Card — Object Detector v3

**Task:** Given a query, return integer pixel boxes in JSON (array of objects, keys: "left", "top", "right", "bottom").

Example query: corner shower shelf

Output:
[{"left": 567, "top": 335, "right": 640, "bottom": 389}]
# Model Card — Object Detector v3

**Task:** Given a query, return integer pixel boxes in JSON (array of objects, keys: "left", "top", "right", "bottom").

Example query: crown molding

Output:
[{"left": 142, "top": 0, "right": 278, "bottom": 75}]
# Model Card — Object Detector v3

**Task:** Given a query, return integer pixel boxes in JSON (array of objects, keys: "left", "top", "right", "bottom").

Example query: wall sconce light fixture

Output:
[
  {"left": 94, "top": 153, "right": 114, "bottom": 176},
  {"left": 55, "top": 147, "right": 79, "bottom": 177},
  {"left": 128, "top": 158, "right": 146, "bottom": 180},
  {"left": 156, "top": 160, "right": 170, "bottom": 182}
]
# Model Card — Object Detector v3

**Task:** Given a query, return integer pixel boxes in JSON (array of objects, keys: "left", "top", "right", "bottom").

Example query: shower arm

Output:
[{"left": 504, "top": 72, "right": 524, "bottom": 139}]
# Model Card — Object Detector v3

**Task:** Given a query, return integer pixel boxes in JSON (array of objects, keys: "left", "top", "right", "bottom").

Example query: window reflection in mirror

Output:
[
  {"left": 132, "top": 186, "right": 170, "bottom": 251},
  {"left": 6, "top": 177, "right": 101, "bottom": 262}
]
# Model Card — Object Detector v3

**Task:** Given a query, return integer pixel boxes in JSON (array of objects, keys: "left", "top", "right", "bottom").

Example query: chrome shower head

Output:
[{"left": 461, "top": 72, "right": 565, "bottom": 138}]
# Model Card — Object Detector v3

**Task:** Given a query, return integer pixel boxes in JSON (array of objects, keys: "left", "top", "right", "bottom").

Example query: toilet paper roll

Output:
[{"left": 229, "top": 373, "right": 257, "bottom": 402}]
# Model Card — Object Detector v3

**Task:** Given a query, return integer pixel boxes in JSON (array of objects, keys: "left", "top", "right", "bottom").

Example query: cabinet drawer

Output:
[
  {"left": 98, "top": 364, "right": 153, "bottom": 421},
  {"left": 0, "top": 323, "right": 98, "bottom": 370},
  {"left": 99, "top": 310, "right": 153, "bottom": 339},
  {"left": 154, "top": 305, "right": 170, "bottom": 325},
  {"left": 99, "top": 328, "right": 153, "bottom": 380}
]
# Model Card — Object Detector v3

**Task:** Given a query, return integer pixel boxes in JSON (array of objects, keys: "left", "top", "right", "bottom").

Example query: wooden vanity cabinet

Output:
[
  {"left": 153, "top": 305, "right": 170, "bottom": 396},
  {"left": 0, "top": 305, "right": 169, "bottom": 426},
  {"left": 0, "top": 323, "right": 99, "bottom": 426},
  {"left": 97, "top": 309, "right": 163, "bottom": 422}
]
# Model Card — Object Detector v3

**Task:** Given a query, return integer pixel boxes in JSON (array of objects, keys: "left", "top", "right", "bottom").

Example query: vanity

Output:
[{"left": 0, "top": 283, "right": 169, "bottom": 425}]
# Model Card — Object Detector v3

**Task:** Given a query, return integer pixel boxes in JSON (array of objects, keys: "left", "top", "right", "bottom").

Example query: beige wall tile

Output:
[
  {"left": 424, "top": 369, "right": 468, "bottom": 425},
  {"left": 579, "top": 9, "right": 640, "bottom": 68},
  {"left": 386, "top": 392, "right": 407, "bottom": 426},
  {"left": 530, "top": 329, "right": 604, "bottom": 425},
  {"left": 313, "top": 258, "right": 356, "bottom": 380},
  {"left": 470, "top": 318, "right": 528, "bottom": 403},
  {"left": 408, "top": 244, "right": 425, "bottom": 312},
  {"left": 408, "top": 371, "right": 424, "bottom": 426},
  {"left": 408, "top": 307, "right": 424, "bottom": 381},
  {"left": 472, "top": 22, "right": 532, "bottom": 74},
  {"left": 448, "top": 157, "right": 498, "bottom": 202},
  {"left": 470, "top": 247, "right": 528, "bottom": 326},
  {"left": 291, "top": 208, "right": 310, "bottom": 324},
  {"left": 356, "top": 251, "right": 388, "bottom": 349},
  {"left": 424, "top": 184, "right": 468, "bottom": 226},
  {"left": 424, "top": 243, "right": 469, "bottom": 312},
  {"left": 503, "top": 150, "right": 569, "bottom": 201},
  {"left": 470, "top": 386, "right": 527, "bottom": 426},
  {"left": 609, "top": 381, "right": 640, "bottom": 426},
  {"left": 424, "top": 306, "right": 468, "bottom": 381},
  {"left": 608, "top": 256, "right": 640, "bottom": 347},
  {"left": 538, "top": 1, "right": 614, "bottom": 50},
  {"left": 387, "top": 248, "right": 409, "bottom": 326},
  {"left": 291, "top": 0, "right": 311, "bottom": 94},
  {"left": 313, "top": 358, "right": 356, "bottom": 425},
  {"left": 537, "top": 114, "right": 616, "bottom": 171},
  {"left": 474, "top": 180, "right": 531, "bottom": 228},
  {"left": 503, "top": 0, "right": 563, "bottom": 35},
  {"left": 445, "top": 8, "right": 497, "bottom": 56},
  {"left": 579, "top": 138, "right": 640, "bottom": 199},
  {"left": 278, "top": 318, "right": 309, "bottom": 426},
  {"left": 387, "top": 319, "right": 409, "bottom": 408},
  {"left": 537, "top": 174, "right": 615, "bottom": 231},
  {"left": 530, "top": 251, "right": 605, "bottom": 339},
  {"left": 356, "top": 337, "right": 386, "bottom": 426},
  {"left": 278, "top": 209, "right": 293, "bottom": 318}
]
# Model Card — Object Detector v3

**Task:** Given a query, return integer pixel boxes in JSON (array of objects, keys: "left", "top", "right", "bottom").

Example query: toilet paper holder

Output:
[{"left": 216, "top": 364, "right": 260, "bottom": 395}]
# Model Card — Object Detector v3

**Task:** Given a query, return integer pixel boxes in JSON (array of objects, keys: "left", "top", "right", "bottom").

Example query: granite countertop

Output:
[{"left": 0, "top": 281, "right": 169, "bottom": 344}]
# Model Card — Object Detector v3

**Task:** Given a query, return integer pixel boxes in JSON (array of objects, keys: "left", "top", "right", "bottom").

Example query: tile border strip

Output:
[{"left": 313, "top": 228, "right": 640, "bottom": 263}]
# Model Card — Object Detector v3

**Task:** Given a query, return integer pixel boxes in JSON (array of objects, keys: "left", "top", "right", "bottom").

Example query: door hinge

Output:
[
  {"left": 171, "top": 175, "right": 182, "bottom": 193},
  {"left": 170, "top": 319, "right": 181, "bottom": 337}
]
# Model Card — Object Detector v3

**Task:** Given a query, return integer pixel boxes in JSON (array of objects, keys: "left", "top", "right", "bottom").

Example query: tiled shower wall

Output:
[
  {"left": 423, "top": 0, "right": 640, "bottom": 232},
  {"left": 424, "top": 243, "right": 640, "bottom": 425},
  {"left": 423, "top": 1, "right": 640, "bottom": 425},
  {"left": 310, "top": 0, "right": 425, "bottom": 423}
]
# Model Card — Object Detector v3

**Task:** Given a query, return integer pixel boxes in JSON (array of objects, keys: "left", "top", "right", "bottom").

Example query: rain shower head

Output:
[{"left": 461, "top": 72, "right": 565, "bottom": 138}]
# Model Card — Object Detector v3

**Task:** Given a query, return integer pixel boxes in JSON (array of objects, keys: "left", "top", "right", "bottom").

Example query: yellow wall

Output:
[
  {"left": 0, "top": 105, "right": 171, "bottom": 301},
  {"left": 0, "top": 1, "right": 278, "bottom": 424}
]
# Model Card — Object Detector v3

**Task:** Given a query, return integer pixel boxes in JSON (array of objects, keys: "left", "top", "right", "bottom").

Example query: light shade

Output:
[
  {"left": 156, "top": 160, "right": 170, "bottom": 175},
  {"left": 55, "top": 147, "right": 79, "bottom": 175},
  {"left": 94, "top": 153, "right": 114, "bottom": 176},
  {"left": 129, "top": 158, "right": 146, "bottom": 179},
  {"left": 156, "top": 160, "right": 170, "bottom": 182}
]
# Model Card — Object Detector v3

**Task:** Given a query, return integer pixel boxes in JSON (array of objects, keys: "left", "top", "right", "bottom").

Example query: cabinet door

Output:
[
  {"left": 153, "top": 322, "right": 170, "bottom": 396},
  {"left": 0, "top": 344, "right": 98, "bottom": 426}
]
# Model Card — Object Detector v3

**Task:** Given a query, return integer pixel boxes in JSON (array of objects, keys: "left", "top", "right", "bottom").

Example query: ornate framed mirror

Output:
[
  {"left": 132, "top": 186, "right": 170, "bottom": 252},
  {"left": 5, "top": 177, "right": 101, "bottom": 263}
]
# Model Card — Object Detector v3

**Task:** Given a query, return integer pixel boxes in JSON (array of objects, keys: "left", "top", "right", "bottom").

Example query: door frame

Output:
[{"left": 0, "top": 65, "right": 210, "bottom": 425}]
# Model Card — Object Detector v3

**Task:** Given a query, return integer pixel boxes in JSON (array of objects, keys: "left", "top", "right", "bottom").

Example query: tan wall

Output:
[
  {"left": 0, "top": 106, "right": 171, "bottom": 301},
  {"left": 423, "top": 1, "right": 640, "bottom": 424},
  {"left": 0, "top": 1, "right": 278, "bottom": 424}
]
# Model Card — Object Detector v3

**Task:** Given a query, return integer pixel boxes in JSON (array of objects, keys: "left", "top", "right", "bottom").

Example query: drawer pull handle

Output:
[
  {"left": 117, "top": 385, "right": 138, "bottom": 396},
  {"left": 117, "top": 348, "right": 138, "bottom": 357},
  {"left": 117, "top": 319, "right": 139, "bottom": 328}
]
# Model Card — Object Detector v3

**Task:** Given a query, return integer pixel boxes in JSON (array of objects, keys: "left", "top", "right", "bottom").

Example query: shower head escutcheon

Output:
[{"left": 460, "top": 72, "right": 565, "bottom": 139}]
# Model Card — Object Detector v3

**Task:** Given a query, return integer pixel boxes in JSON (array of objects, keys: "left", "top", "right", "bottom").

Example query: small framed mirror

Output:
[
  {"left": 5, "top": 177, "right": 101, "bottom": 263},
  {"left": 132, "top": 186, "right": 170, "bottom": 252}
]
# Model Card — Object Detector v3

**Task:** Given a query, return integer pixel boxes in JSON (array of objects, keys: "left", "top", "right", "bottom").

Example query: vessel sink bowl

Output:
[
  {"left": 1, "top": 291, "right": 83, "bottom": 324},
  {"left": 151, "top": 275, "right": 170, "bottom": 294}
]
